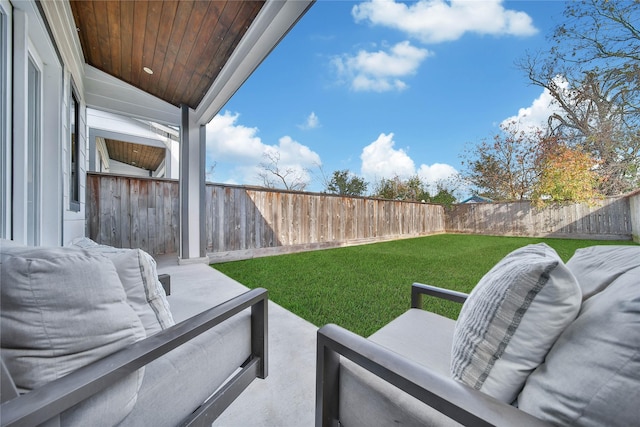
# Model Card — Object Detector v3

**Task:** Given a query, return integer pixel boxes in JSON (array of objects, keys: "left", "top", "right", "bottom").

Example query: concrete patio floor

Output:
[{"left": 155, "top": 255, "right": 318, "bottom": 427}]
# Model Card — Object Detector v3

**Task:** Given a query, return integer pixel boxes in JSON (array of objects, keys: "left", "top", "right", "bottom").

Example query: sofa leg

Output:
[
  {"left": 251, "top": 295, "right": 268, "bottom": 379},
  {"left": 316, "top": 329, "right": 341, "bottom": 427},
  {"left": 158, "top": 274, "right": 171, "bottom": 295}
]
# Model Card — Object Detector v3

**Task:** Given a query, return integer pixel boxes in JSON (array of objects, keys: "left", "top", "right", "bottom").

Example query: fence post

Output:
[{"left": 630, "top": 191, "right": 640, "bottom": 243}]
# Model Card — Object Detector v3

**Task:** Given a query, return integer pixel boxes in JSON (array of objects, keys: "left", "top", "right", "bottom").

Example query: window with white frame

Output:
[
  {"left": 0, "top": 0, "right": 11, "bottom": 238},
  {"left": 27, "top": 55, "right": 41, "bottom": 246},
  {"left": 69, "top": 89, "right": 80, "bottom": 211}
]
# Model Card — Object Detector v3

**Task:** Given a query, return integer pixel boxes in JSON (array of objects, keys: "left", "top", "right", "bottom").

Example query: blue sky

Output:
[{"left": 205, "top": 0, "right": 568, "bottom": 197}]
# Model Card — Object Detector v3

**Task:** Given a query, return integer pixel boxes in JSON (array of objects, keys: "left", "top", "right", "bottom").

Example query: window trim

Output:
[
  {"left": 69, "top": 87, "right": 80, "bottom": 212},
  {"left": 0, "top": 0, "right": 11, "bottom": 239}
]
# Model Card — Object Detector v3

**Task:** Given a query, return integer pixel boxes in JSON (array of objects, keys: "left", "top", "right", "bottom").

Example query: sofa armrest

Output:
[
  {"left": 411, "top": 282, "right": 468, "bottom": 308},
  {"left": 1, "top": 288, "right": 268, "bottom": 427},
  {"left": 316, "top": 324, "right": 550, "bottom": 427}
]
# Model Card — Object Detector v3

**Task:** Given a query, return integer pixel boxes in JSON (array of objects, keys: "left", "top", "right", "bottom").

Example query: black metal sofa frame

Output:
[
  {"left": 1, "top": 288, "right": 268, "bottom": 427},
  {"left": 316, "top": 283, "right": 550, "bottom": 427}
]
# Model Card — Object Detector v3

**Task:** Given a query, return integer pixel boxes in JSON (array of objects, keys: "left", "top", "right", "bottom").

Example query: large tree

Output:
[
  {"left": 257, "top": 151, "right": 309, "bottom": 191},
  {"left": 532, "top": 141, "right": 601, "bottom": 205},
  {"left": 325, "top": 170, "right": 368, "bottom": 196},
  {"left": 518, "top": 0, "right": 640, "bottom": 194},
  {"left": 372, "top": 175, "right": 430, "bottom": 201},
  {"left": 460, "top": 122, "right": 541, "bottom": 201},
  {"left": 371, "top": 175, "right": 457, "bottom": 205}
]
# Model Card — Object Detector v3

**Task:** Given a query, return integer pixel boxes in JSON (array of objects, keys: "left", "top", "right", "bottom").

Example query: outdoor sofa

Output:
[
  {"left": 317, "top": 243, "right": 640, "bottom": 426},
  {"left": 0, "top": 239, "right": 267, "bottom": 427}
]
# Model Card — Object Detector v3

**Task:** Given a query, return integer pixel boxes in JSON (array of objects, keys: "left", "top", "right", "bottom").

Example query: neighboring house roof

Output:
[{"left": 461, "top": 195, "right": 494, "bottom": 204}]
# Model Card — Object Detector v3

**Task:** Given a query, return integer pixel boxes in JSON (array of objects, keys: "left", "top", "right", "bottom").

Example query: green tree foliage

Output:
[
  {"left": 372, "top": 175, "right": 457, "bottom": 205},
  {"left": 518, "top": 0, "right": 640, "bottom": 195},
  {"left": 532, "top": 140, "right": 601, "bottom": 205},
  {"left": 325, "top": 170, "right": 368, "bottom": 196},
  {"left": 462, "top": 123, "right": 604, "bottom": 203},
  {"left": 430, "top": 187, "right": 457, "bottom": 206},
  {"left": 373, "top": 175, "right": 429, "bottom": 201},
  {"left": 460, "top": 122, "right": 541, "bottom": 201}
]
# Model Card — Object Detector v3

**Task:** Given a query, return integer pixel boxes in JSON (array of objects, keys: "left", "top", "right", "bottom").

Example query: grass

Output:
[{"left": 213, "top": 234, "right": 636, "bottom": 337}]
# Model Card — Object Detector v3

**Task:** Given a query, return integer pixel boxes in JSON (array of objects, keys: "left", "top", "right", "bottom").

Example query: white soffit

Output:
[{"left": 83, "top": 64, "right": 181, "bottom": 126}]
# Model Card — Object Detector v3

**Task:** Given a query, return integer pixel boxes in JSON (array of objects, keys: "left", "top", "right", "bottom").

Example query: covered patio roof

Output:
[
  {"left": 55, "top": 0, "right": 315, "bottom": 261},
  {"left": 65, "top": 0, "right": 314, "bottom": 127}
]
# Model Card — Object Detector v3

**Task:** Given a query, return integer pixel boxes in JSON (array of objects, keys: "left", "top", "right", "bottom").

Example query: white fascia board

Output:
[
  {"left": 193, "top": 0, "right": 315, "bottom": 125},
  {"left": 84, "top": 64, "right": 181, "bottom": 126},
  {"left": 38, "top": 0, "right": 85, "bottom": 95},
  {"left": 87, "top": 109, "right": 170, "bottom": 147}
]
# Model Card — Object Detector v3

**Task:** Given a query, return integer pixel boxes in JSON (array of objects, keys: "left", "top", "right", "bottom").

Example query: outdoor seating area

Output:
[
  {"left": 0, "top": 241, "right": 270, "bottom": 427},
  {"left": 0, "top": 241, "right": 319, "bottom": 427},
  {"left": 3, "top": 0, "right": 639, "bottom": 426},
  {"left": 317, "top": 244, "right": 640, "bottom": 426},
  {"left": 2, "top": 240, "right": 638, "bottom": 426}
]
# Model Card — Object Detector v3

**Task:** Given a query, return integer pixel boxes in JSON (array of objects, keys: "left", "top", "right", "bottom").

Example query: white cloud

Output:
[
  {"left": 332, "top": 41, "right": 431, "bottom": 92},
  {"left": 501, "top": 77, "right": 568, "bottom": 133},
  {"left": 352, "top": 0, "right": 538, "bottom": 43},
  {"left": 360, "top": 133, "right": 458, "bottom": 191},
  {"left": 417, "top": 163, "right": 459, "bottom": 193},
  {"left": 206, "top": 111, "right": 321, "bottom": 186},
  {"left": 360, "top": 133, "right": 416, "bottom": 180},
  {"left": 206, "top": 111, "right": 264, "bottom": 163},
  {"left": 270, "top": 135, "right": 321, "bottom": 167},
  {"left": 299, "top": 111, "right": 320, "bottom": 130}
]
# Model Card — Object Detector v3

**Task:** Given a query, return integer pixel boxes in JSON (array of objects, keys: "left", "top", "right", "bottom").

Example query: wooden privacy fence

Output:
[
  {"left": 86, "top": 173, "right": 446, "bottom": 257},
  {"left": 87, "top": 173, "right": 636, "bottom": 257},
  {"left": 205, "top": 185, "right": 445, "bottom": 260},
  {"left": 86, "top": 173, "right": 180, "bottom": 255},
  {"left": 446, "top": 196, "right": 634, "bottom": 240}
]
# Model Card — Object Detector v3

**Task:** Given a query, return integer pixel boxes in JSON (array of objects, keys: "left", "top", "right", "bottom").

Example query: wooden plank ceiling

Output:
[
  {"left": 70, "top": 0, "right": 265, "bottom": 109},
  {"left": 105, "top": 139, "right": 166, "bottom": 171}
]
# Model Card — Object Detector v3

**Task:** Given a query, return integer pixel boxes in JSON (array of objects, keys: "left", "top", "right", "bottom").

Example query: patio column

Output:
[{"left": 179, "top": 105, "right": 207, "bottom": 263}]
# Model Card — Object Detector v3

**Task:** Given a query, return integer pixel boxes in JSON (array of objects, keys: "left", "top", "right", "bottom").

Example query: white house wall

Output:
[
  {"left": 10, "top": 1, "right": 65, "bottom": 246},
  {"left": 38, "top": 0, "right": 91, "bottom": 245},
  {"left": 0, "top": 0, "right": 91, "bottom": 246},
  {"left": 6, "top": 1, "right": 180, "bottom": 247}
]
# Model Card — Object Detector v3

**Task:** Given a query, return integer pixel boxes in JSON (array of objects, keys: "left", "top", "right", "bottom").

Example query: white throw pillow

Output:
[
  {"left": 451, "top": 243, "right": 581, "bottom": 403},
  {"left": 518, "top": 266, "right": 640, "bottom": 426}
]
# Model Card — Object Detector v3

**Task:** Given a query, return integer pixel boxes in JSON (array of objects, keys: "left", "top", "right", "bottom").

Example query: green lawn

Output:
[{"left": 213, "top": 234, "right": 636, "bottom": 337}]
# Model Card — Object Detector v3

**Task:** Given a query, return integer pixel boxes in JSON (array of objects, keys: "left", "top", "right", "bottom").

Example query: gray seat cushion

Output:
[
  {"left": 119, "top": 310, "right": 252, "bottom": 426},
  {"left": 567, "top": 245, "right": 640, "bottom": 300},
  {"left": 518, "top": 266, "right": 640, "bottom": 426},
  {"left": 0, "top": 245, "right": 146, "bottom": 426},
  {"left": 339, "top": 309, "right": 461, "bottom": 426}
]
